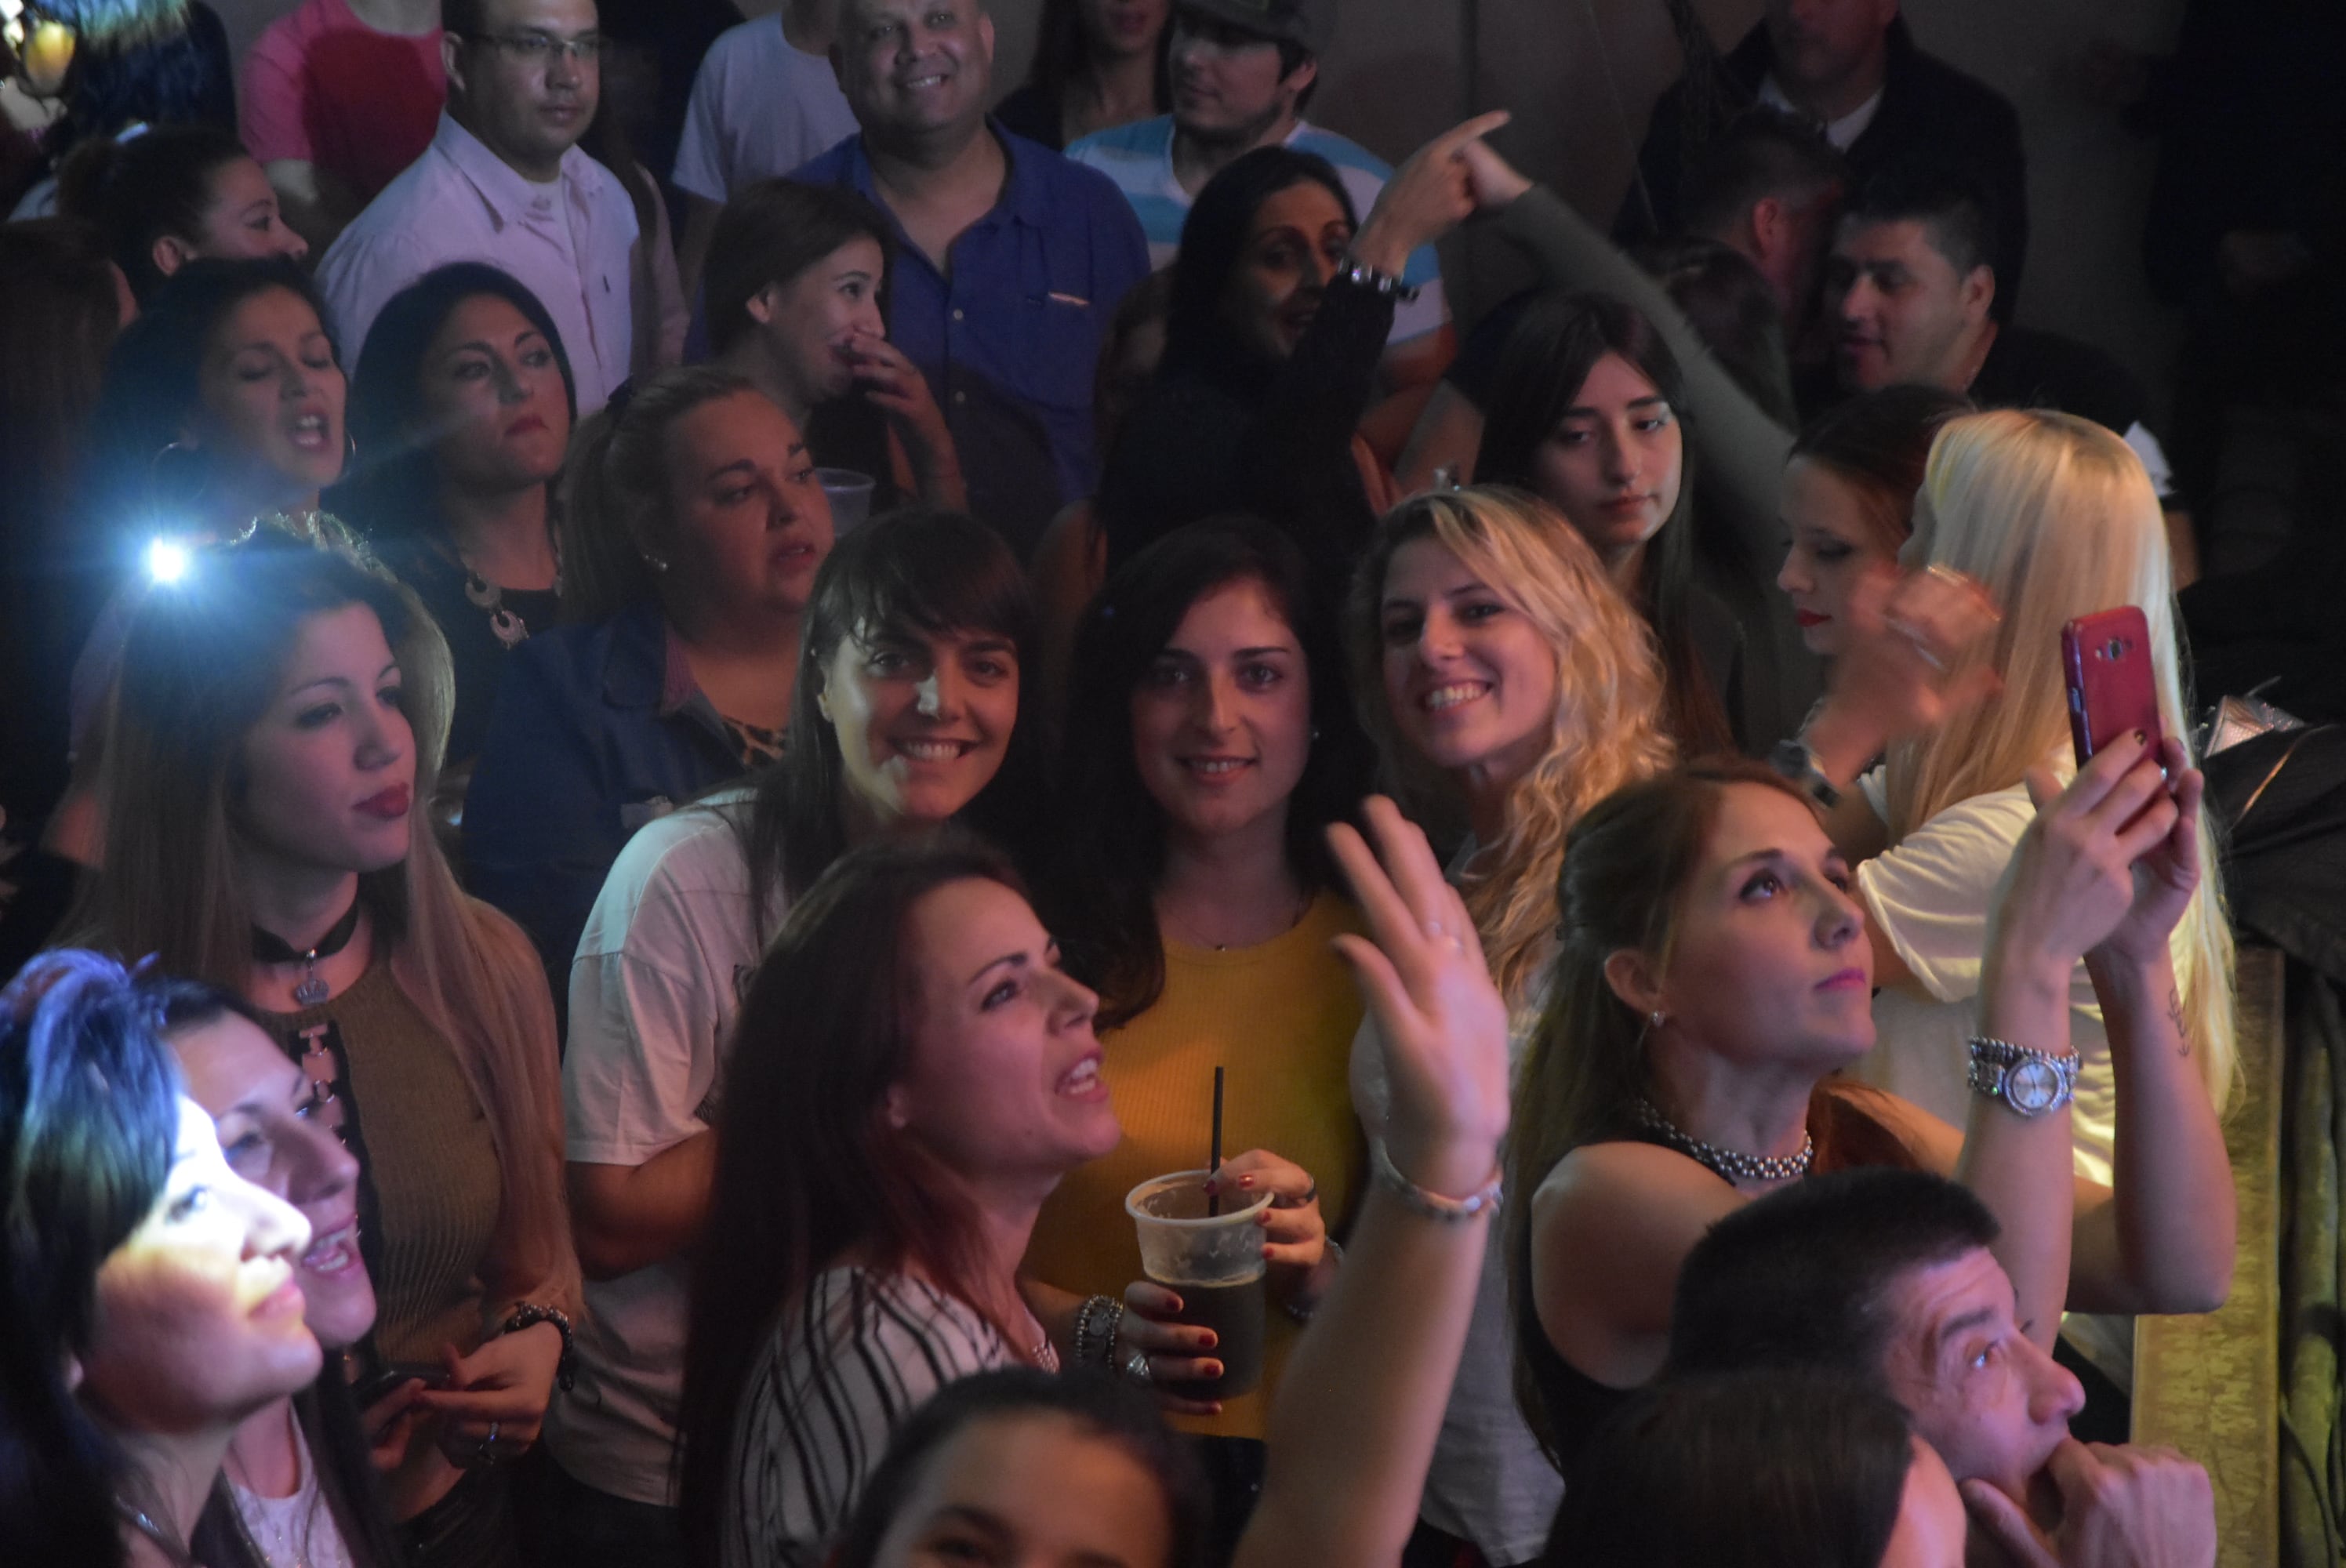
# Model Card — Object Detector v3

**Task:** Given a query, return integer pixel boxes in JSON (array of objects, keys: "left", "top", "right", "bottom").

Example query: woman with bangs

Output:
[
  {"left": 1344, "top": 485, "right": 1672, "bottom": 1568},
  {"left": 74, "top": 534, "right": 579, "bottom": 1563},
  {"left": 550, "top": 509, "right": 1044, "bottom": 1559}
]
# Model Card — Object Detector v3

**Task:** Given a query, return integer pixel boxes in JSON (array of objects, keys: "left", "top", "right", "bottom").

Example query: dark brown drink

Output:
[{"left": 1155, "top": 1272, "right": 1266, "bottom": 1400}]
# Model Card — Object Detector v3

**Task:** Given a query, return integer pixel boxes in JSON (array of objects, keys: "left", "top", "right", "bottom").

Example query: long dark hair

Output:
[
  {"left": 1542, "top": 1369, "right": 1917, "bottom": 1567},
  {"left": 55, "top": 122, "right": 249, "bottom": 300},
  {"left": 1475, "top": 289, "right": 1733, "bottom": 754},
  {"left": 704, "top": 179, "right": 895, "bottom": 358},
  {"left": 151, "top": 981, "right": 405, "bottom": 1568},
  {"left": 1159, "top": 145, "right": 1355, "bottom": 385},
  {"left": 739, "top": 508, "right": 1044, "bottom": 929},
  {"left": 1046, "top": 518, "right": 1367, "bottom": 1026},
  {"left": 557, "top": 364, "right": 758, "bottom": 625},
  {"left": 1019, "top": 0, "right": 1172, "bottom": 124},
  {"left": 676, "top": 833, "right": 1036, "bottom": 1566},
  {"left": 0, "top": 949, "right": 185, "bottom": 1568},
  {"left": 329, "top": 262, "right": 579, "bottom": 546},
  {"left": 86, "top": 255, "right": 340, "bottom": 546},
  {"left": 832, "top": 1368, "right": 1210, "bottom": 1568}
]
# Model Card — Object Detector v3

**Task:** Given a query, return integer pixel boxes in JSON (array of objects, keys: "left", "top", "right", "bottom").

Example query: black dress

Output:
[{"left": 376, "top": 537, "right": 564, "bottom": 771}]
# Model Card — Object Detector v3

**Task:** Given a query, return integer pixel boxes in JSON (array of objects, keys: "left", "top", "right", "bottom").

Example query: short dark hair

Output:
[
  {"left": 1542, "top": 1368, "right": 1916, "bottom": 1568},
  {"left": 830, "top": 1368, "right": 1211, "bottom": 1568},
  {"left": 1667, "top": 1167, "right": 2001, "bottom": 1381},
  {"left": 1840, "top": 163, "right": 2001, "bottom": 283},
  {"left": 441, "top": 0, "right": 490, "bottom": 42},
  {"left": 1679, "top": 108, "right": 1848, "bottom": 241}
]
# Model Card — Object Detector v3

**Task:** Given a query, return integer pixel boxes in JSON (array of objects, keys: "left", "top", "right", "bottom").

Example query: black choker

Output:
[{"left": 252, "top": 900, "right": 362, "bottom": 1007}]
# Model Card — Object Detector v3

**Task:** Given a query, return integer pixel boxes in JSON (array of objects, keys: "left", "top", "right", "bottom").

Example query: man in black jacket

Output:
[{"left": 1620, "top": 2, "right": 2028, "bottom": 320}]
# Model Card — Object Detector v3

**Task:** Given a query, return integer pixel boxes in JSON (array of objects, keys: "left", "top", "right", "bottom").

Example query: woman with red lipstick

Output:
[
  {"left": 1024, "top": 521, "right": 1369, "bottom": 1544},
  {"left": 996, "top": 0, "right": 1172, "bottom": 151},
  {"left": 1775, "top": 386, "right": 1972, "bottom": 662},
  {"left": 1475, "top": 291, "right": 1743, "bottom": 754},
  {"left": 465, "top": 366, "right": 837, "bottom": 1002},
  {"left": 1505, "top": 750, "right": 2235, "bottom": 1487},
  {"left": 548, "top": 509, "right": 1040, "bottom": 1558},
  {"left": 165, "top": 980, "right": 409, "bottom": 1568},
  {"left": 80, "top": 540, "right": 580, "bottom": 1567},
  {"left": 1346, "top": 485, "right": 1672, "bottom": 1568},
  {"left": 332, "top": 263, "right": 579, "bottom": 774},
  {"left": 677, "top": 833, "right": 1120, "bottom": 1568},
  {"left": 705, "top": 180, "right": 967, "bottom": 514},
  {"left": 0, "top": 949, "right": 322, "bottom": 1568}
]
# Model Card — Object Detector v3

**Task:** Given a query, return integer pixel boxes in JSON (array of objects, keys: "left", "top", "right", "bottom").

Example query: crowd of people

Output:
[{"left": 0, "top": 0, "right": 2294, "bottom": 1564}]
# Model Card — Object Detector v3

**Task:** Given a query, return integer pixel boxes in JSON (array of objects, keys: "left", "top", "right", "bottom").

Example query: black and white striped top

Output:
[{"left": 720, "top": 1266, "right": 1040, "bottom": 1567}]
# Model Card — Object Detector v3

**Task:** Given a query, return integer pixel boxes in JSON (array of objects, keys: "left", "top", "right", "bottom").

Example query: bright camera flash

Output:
[{"left": 147, "top": 538, "right": 192, "bottom": 584}]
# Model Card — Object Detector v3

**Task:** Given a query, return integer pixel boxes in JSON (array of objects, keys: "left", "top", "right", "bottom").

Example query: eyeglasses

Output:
[{"left": 463, "top": 29, "right": 602, "bottom": 64}]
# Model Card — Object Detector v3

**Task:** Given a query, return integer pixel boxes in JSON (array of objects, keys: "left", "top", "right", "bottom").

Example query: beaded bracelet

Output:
[
  {"left": 1370, "top": 1140, "right": 1503, "bottom": 1221},
  {"left": 1071, "top": 1294, "right": 1124, "bottom": 1368},
  {"left": 499, "top": 1303, "right": 577, "bottom": 1392}
]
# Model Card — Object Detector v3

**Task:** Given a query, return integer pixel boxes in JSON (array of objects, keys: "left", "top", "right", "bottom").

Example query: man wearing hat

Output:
[{"left": 1067, "top": 0, "right": 1451, "bottom": 378}]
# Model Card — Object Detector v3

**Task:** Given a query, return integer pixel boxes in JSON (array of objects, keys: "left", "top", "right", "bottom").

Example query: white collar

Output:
[{"left": 1757, "top": 74, "right": 1883, "bottom": 150}]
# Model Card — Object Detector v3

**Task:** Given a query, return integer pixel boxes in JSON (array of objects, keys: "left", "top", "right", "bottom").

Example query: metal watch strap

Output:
[
  {"left": 1338, "top": 257, "right": 1422, "bottom": 305},
  {"left": 1769, "top": 737, "right": 1843, "bottom": 811},
  {"left": 1966, "top": 1036, "right": 2079, "bottom": 1118}
]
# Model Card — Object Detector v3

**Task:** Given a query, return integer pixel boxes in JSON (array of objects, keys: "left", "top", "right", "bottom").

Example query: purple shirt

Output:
[{"left": 317, "top": 112, "right": 640, "bottom": 412}]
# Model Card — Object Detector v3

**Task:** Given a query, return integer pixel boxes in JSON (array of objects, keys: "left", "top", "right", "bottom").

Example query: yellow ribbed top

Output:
[{"left": 1024, "top": 889, "right": 1367, "bottom": 1439}]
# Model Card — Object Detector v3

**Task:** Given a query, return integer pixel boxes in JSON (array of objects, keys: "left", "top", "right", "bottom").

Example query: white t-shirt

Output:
[
  {"left": 545, "top": 788, "right": 783, "bottom": 1504},
  {"left": 1849, "top": 756, "right": 2191, "bottom": 1185},
  {"left": 670, "top": 15, "right": 859, "bottom": 203}
]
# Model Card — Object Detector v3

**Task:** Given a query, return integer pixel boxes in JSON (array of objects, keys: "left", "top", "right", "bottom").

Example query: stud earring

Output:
[{"left": 1649, "top": 1011, "right": 1667, "bottom": 1030}]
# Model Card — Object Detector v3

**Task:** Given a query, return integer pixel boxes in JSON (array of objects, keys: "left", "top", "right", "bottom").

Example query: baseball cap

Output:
[{"left": 1176, "top": 0, "right": 1334, "bottom": 56}]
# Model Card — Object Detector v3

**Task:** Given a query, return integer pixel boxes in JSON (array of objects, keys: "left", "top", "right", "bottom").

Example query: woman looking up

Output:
[
  {"left": 332, "top": 263, "right": 578, "bottom": 772},
  {"left": 58, "top": 125, "right": 308, "bottom": 302},
  {"left": 1507, "top": 750, "right": 2235, "bottom": 1482},
  {"left": 994, "top": 0, "right": 1172, "bottom": 151},
  {"left": 1026, "top": 521, "right": 1368, "bottom": 1548},
  {"left": 0, "top": 949, "right": 318, "bottom": 1568},
  {"left": 677, "top": 834, "right": 1117, "bottom": 1567},
  {"left": 79, "top": 538, "right": 579, "bottom": 1559},
  {"left": 1346, "top": 485, "right": 1672, "bottom": 1568},
  {"left": 1474, "top": 291, "right": 1741, "bottom": 753},
  {"left": 463, "top": 367, "right": 835, "bottom": 996},
  {"left": 703, "top": 179, "right": 965, "bottom": 514},
  {"left": 164, "top": 981, "right": 408, "bottom": 1568},
  {"left": 547, "top": 510, "right": 1042, "bottom": 1564}
]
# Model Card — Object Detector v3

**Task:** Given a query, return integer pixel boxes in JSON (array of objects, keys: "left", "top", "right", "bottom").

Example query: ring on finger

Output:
[
  {"left": 1271, "top": 1179, "right": 1319, "bottom": 1210},
  {"left": 1122, "top": 1346, "right": 1153, "bottom": 1385}
]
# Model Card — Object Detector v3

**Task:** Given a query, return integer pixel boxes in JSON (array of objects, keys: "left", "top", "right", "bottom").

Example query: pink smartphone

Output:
[{"left": 2062, "top": 607, "right": 2163, "bottom": 766}]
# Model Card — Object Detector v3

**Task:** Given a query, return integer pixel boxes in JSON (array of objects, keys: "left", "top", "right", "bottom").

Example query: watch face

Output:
[{"left": 2008, "top": 1058, "right": 2062, "bottom": 1115}]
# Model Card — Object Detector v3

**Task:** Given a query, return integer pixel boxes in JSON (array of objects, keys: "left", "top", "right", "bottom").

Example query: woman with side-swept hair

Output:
[
  {"left": 1793, "top": 408, "right": 2235, "bottom": 1182},
  {"left": 1475, "top": 290, "right": 1742, "bottom": 754},
  {"left": 1343, "top": 484, "right": 1672, "bottom": 1568},
  {"left": 73, "top": 532, "right": 579, "bottom": 1557},
  {"left": 677, "top": 833, "right": 1117, "bottom": 1567},
  {"left": 704, "top": 178, "right": 964, "bottom": 514}
]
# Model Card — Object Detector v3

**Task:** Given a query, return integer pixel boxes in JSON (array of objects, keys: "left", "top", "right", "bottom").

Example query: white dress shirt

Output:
[{"left": 318, "top": 111, "right": 641, "bottom": 412}]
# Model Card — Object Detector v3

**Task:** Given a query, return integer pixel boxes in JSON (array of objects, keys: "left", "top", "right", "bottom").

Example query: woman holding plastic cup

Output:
[{"left": 1023, "top": 521, "right": 1368, "bottom": 1547}]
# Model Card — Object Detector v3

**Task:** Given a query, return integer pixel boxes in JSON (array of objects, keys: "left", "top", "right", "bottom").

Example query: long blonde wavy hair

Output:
[
  {"left": 1890, "top": 409, "right": 2235, "bottom": 1107},
  {"left": 74, "top": 532, "right": 579, "bottom": 1319},
  {"left": 1349, "top": 487, "right": 1676, "bottom": 1003}
]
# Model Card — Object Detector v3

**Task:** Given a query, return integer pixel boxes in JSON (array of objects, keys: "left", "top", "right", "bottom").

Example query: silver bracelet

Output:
[
  {"left": 1370, "top": 1139, "right": 1502, "bottom": 1221},
  {"left": 1070, "top": 1294, "right": 1124, "bottom": 1368},
  {"left": 1338, "top": 256, "right": 1422, "bottom": 304}
]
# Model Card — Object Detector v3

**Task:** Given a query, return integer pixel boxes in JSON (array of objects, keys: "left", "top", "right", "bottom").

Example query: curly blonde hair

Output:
[{"left": 1349, "top": 487, "right": 1676, "bottom": 1003}]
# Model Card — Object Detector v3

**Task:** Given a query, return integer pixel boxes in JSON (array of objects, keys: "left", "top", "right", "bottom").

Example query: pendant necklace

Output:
[{"left": 252, "top": 900, "right": 362, "bottom": 1007}]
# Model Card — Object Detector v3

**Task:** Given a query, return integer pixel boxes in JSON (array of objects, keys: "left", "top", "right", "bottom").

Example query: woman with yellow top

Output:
[{"left": 1026, "top": 518, "right": 1375, "bottom": 1549}]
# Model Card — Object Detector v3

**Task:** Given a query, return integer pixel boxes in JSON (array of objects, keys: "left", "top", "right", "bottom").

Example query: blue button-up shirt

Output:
[{"left": 793, "top": 124, "right": 1150, "bottom": 556}]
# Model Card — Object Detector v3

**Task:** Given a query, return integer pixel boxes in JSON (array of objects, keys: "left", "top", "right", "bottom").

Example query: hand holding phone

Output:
[{"left": 2062, "top": 607, "right": 2163, "bottom": 767}]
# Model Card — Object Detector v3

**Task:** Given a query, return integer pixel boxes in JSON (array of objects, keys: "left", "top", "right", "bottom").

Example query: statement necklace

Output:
[
  {"left": 1629, "top": 1096, "right": 1814, "bottom": 1185},
  {"left": 252, "top": 900, "right": 362, "bottom": 1008}
]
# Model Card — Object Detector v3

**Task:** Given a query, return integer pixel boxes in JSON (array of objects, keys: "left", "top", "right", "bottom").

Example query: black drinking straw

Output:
[{"left": 1207, "top": 1065, "right": 1226, "bottom": 1218}]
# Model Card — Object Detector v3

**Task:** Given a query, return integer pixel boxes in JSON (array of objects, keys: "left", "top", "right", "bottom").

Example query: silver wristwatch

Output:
[{"left": 1966, "top": 1036, "right": 2079, "bottom": 1117}]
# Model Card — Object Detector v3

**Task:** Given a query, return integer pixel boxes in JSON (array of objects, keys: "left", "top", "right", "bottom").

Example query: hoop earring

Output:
[{"left": 147, "top": 439, "right": 212, "bottom": 515}]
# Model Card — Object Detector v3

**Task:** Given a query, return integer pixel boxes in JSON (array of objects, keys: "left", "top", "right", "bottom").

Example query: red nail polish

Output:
[
  {"left": 1201, "top": 1332, "right": 1218, "bottom": 1350},
  {"left": 1240, "top": 1175, "right": 1255, "bottom": 1188}
]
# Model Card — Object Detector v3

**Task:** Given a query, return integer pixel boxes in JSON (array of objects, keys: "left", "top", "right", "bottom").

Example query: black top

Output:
[
  {"left": 1097, "top": 275, "right": 1394, "bottom": 605},
  {"left": 1620, "top": 17, "right": 2029, "bottom": 320},
  {"left": 376, "top": 537, "right": 564, "bottom": 771},
  {"left": 992, "top": 83, "right": 1066, "bottom": 152},
  {"left": 804, "top": 394, "right": 906, "bottom": 514},
  {"left": 1968, "top": 325, "right": 2148, "bottom": 442}
]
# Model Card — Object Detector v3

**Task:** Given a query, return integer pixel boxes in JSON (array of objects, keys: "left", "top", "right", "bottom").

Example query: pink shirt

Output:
[{"left": 240, "top": 0, "right": 445, "bottom": 203}]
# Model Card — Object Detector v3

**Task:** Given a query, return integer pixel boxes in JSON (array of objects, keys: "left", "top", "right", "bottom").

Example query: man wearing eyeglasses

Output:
[{"left": 317, "top": 0, "right": 646, "bottom": 412}]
